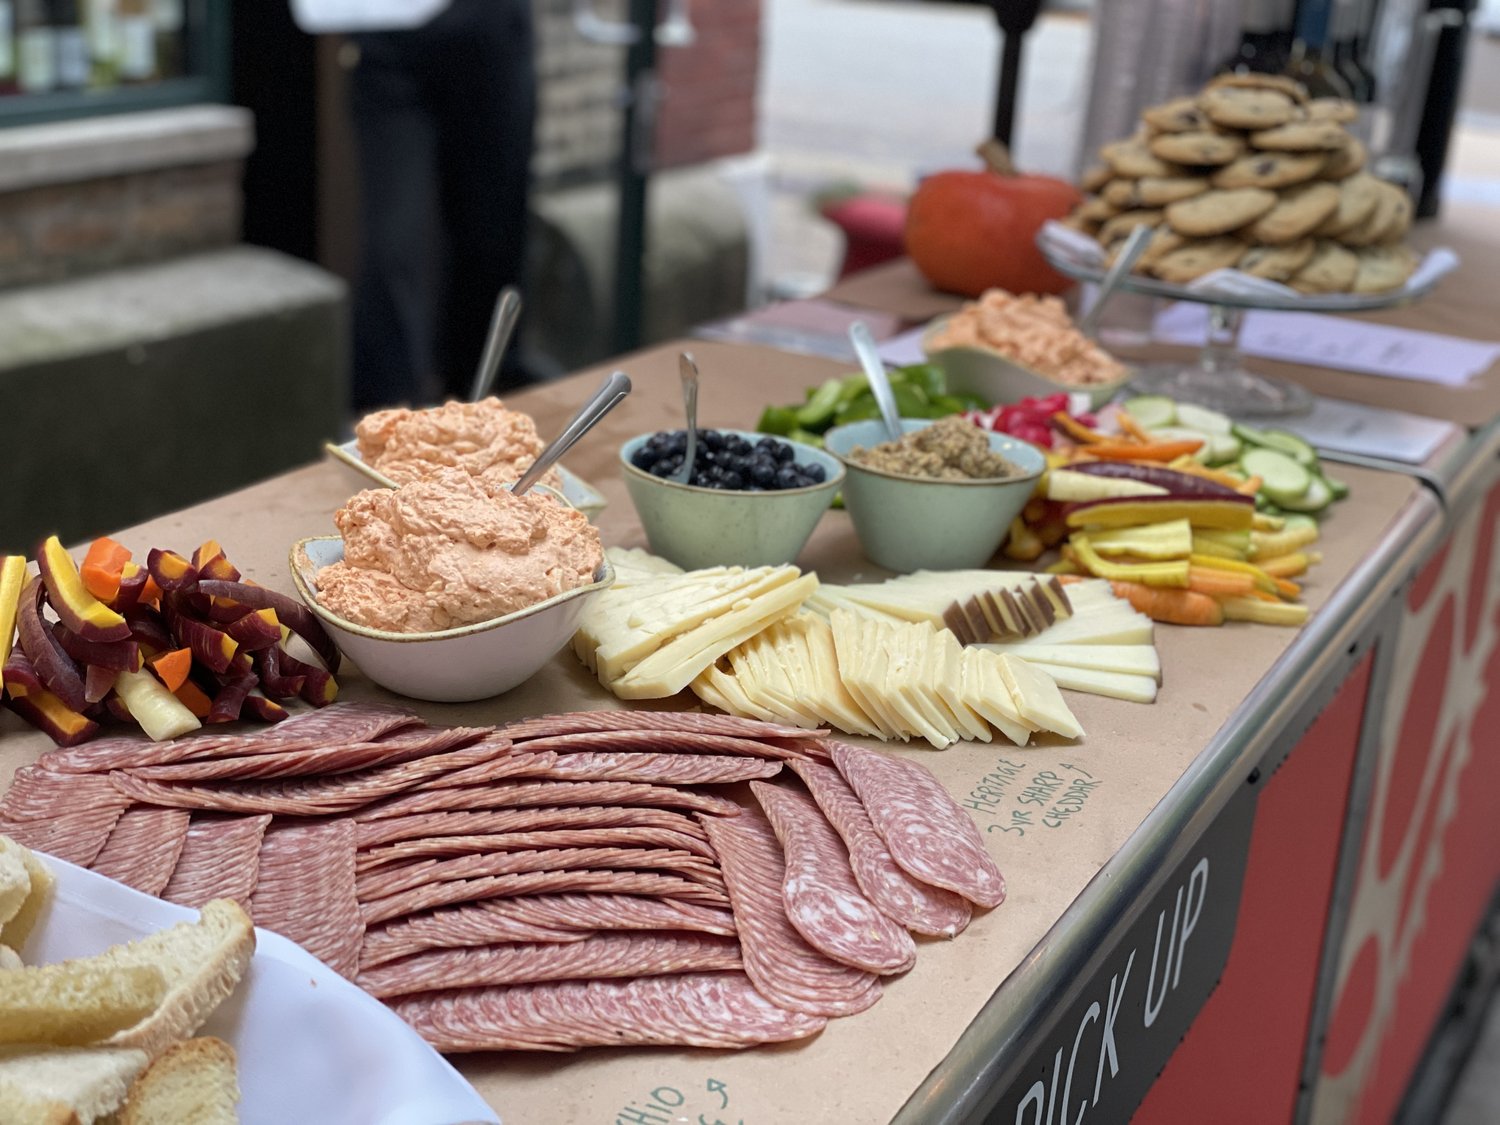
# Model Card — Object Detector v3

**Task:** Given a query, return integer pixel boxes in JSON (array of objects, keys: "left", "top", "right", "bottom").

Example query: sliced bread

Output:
[
  {"left": 0, "top": 962, "right": 167, "bottom": 1047},
  {"left": 0, "top": 1044, "right": 149, "bottom": 1124},
  {"left": 100, "top": 900, "right": 255, "bottom": 1059},
  {"left": 0, "top": 839, "right": 33, "bottom": 931},
  {"left": 119, "top": 1036, "right": 240, "bottom": 1124},
  {"left": 1, "top": 843, "right": 56, "bottom": 952}
]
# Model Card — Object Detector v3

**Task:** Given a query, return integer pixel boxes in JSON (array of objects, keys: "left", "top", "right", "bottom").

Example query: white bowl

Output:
[
  {"left": 324, "top": 439, "right": 608, "bottom": 522},
  {"left": 289, "top": 536, "right": 613, "bottom": 703},
  {"left": 921, "top": 316, "right": 1130, "bottom": 411}
]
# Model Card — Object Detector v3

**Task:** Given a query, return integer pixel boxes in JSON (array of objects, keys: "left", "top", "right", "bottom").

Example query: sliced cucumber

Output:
[
  {"left": 1121, "top": 395, "right": 1177, "bottom": 429},
  {"left": 1249, "top": 427, "right": 1319, "bottom": 467},
  {"left": 1321, "top": 473, "right": 1350, "bottom": 500},
  {"left": 1143, "top": 425, "right": 1213, "bottom": 462},
  {"left": 1280, "top": 513, "right": 1319, "bottom": 532},
  {"left": 1175, "top": 403, "right": 1234, "bottom": 434},
  {"left": 1242, "top": 448, "right": 1312, "bottom": 506},
  {"left": 1278, "top": 474, "right": 1334, "bottom": 513}
]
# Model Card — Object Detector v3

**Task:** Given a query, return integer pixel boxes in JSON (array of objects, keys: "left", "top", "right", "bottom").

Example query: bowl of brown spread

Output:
[{"left": 823, "top": 416, "right": 1045, "bottom": 573}]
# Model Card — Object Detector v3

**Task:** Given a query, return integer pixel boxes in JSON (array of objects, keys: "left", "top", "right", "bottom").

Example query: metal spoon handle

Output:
[
  {"left": 849, "top": 321, "right": 903, "bottom": 443},
  {"left": 469, "top": 286, "right": 523, "bottom": 402},
  {"left": 512, "top": 370, "right": 633, "bottom": 496},
  {"left": 1077, "top": 224, "right": 1152, "bottom": 340},
  {"left": 672, "top": 351, "right": 701, "bottom": 484}
]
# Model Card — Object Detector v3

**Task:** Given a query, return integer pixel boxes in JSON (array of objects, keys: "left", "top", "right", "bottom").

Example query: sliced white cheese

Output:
[
  {"left": 1006, "top": 607, "right": 1155, "bottom": 647},
  {"left": 829, "top": 610, "right": 898, "bottom": 740},
  {"left": 1027, "top": 661, "right": 1159, "bottom": 704},
  {"left": 1008, "top": 643, "right": 1161, "bottom": 681},
  {"left": 884, "top": 623, "right": 958, "bottom": 749},
  {"left": 997, "top": 654, "right": 1084, "bottom": 740},
  {"left": 692, "top": 666, "right": 783, "bottom": 724},
  {"left": 959, "top": 648, "right": 1034, "bottom": 746},
  {"left": 931, "top": 628, "right": 994, "bottom": 744},
  {"left": 797, "top": 613, "right": 885, "bottom": 738}
]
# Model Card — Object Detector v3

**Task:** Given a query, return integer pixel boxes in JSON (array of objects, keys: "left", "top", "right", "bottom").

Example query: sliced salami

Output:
[
  {"left": 38, "top": 700, "right": 422, "bottom": 774},
  {"left": 498, "top": 730, "right": 813, "bottom": 762},
  {"left": 789, "top": 759, "right": 971, "bottom": 938},
  {"left": 357, "top": 931, "right": 743, "bottom": 998},
  {"left": 353, "top": 780, "right": 742, "bottom": 822},
  {"left": 699, "top": 808, "right": 881, "bottom": 1018},
  {"left": 90, "top": 807, "right": 192, "bottom": 896},
  {"left": 0, "top": 806, "right": 127, "bottom": 866},
  {"left": 161, "top": 813, "right": 273, "bottom": 910},
  {"left": 356, "top": 847, "right": 724, "bottom": 903},
  {"left": 119, "top": 726, "right": 497, "bottom": 782},
  {"left": 108, "top": 739, "right": 526, "bottom": 816},
  {"left": 495, "top": 893, "right": 737, "bottom": 938},
  {"left": 830, "top": 742, "right": 1006, "bottom": 910},
  {"left": 352, "top": 805, "right": 711, "bottom": 850},
  {"left": 0, "top": 768, "right": 130, "bottom": 821},
  {"left": 250, "top": 821, "right": 362, "bottom": 978},
  {"left": 499, "top": 711, "right": 825, "bottom": 743},
  {"left": 356, "top": 826, "right": 717, "bottom": 871},
  {"left": 360, "top": 903, "right": 595, "bottom": 968},
  {"left": 390, "top": 971, "right": 827, "bottom": 1053},
  {"left": 361, "top": 869, "right": 731, "bottom": 926},
  {"left": 751, "top": 781, "right": 915, "bottom": 975},
  {"left": 533, "top": 752, "right": 783, "bottom": 786}
]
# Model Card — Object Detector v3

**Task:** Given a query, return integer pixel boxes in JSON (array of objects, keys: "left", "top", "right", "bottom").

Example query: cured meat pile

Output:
[{"left": 1, "top": 702, "right": 1006, "bottom": 1052}]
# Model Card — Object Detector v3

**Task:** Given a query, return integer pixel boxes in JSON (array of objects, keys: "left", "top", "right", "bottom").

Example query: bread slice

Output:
[
  {"left": 0, "top": 962, "right": 167, "bottom": 1047},
  {"left": 0, "top": 839, "right": 33, "bottom": 931},
  {"left": 0, "top": 945, "right": 23, "bottom": 971},
  {"left": 119, "top": 1036, "right": 240, "bottom": 1124},
  {"left": 0, "top": 1044, "right": 149, "bottom": 1124},
  {"left": 1, "top": 843, "right": 56, "bottom": 951},
  {"left": 99, "top": 900, "right": 255, "bottom": 1059}
]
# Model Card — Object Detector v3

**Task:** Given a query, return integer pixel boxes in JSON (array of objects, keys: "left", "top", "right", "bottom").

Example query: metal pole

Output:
[{"left": 613, "top": 0, "right": 659, "bottom": 355}]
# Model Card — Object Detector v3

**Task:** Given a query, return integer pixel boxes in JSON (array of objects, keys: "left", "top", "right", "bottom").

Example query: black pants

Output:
[{"left": 349, "top": 0, "right": 536, "bottom": 411}]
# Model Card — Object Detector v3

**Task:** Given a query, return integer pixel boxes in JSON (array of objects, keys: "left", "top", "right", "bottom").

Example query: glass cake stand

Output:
[{"left": 1040, "top": 245, "right": 1442, "bottom": 418}]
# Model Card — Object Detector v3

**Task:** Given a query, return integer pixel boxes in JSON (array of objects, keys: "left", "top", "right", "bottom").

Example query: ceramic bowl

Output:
[
  {"left": 288, "top": 536, "right": 613, "bottom": 703},
  {"left": 618, "top": 429, "right": 844, "bottom": 569},
  {"left": 821, "top": 418, "right": 1046, "bottom": 573},
  {"left": 921, "top": 316, "right": 1130, "bottom": 411}
]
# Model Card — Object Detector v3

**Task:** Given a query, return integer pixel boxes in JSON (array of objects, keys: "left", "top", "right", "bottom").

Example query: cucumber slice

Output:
[
  {"left": 1321, "top": 473, "right": 1350, "bottom": 500},
  {"left": 1253, "top": 428, "right": 1319, "bottom": 467},
  {"left": 1205, "top": 432, "right": 1242, "bottom": 464},
  {"left": 1231, "top": 422, "right": 1268, "bottom": 446},
  {"left": 1175, "top": 403, "right": 1234, "bottom": 434},
  {"left": 1281, "top": 513, "right": 1319, "bottom": 531},
  {"left": 1121, "top": 395, "right": 1177, "bottom": 429},
  {"left": 1242, "top": 448, "right": 1312, "bottom": 506},
  {"left": 1278, "top": 474, "right": 1334, "bottom": 513},
  {"left": 1144, "top": 426, "right": 1214, "bottom": 461}
]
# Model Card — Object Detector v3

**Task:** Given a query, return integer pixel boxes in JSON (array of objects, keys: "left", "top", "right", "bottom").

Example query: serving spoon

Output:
[
  {"left": 468, "top": 286, "right": 523, "bottom": 402},
  {"left": 848, "top": 320, "right": 903, "bottom": 443},
  {"left": 670, "top": 351, "right": 701, "bottom": 484},
  {"left": 1076, "top": 224, "right": 1152, "bottom": 341},
  {"left": 512, "top": 369, "right": 632, "bottom": 497}
]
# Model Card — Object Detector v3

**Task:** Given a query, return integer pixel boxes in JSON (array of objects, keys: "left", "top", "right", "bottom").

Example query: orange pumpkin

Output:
[{"left": 904, "top": 142, "right": 1082, "bottom": 297}]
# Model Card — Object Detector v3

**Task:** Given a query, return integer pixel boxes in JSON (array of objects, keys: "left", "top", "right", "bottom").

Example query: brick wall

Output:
[
  {"left": 0, "top": 161, "right": 242, "bottom": 290},
  {"left": 535, "top": 0, "right": 626, "bottom": 186}
]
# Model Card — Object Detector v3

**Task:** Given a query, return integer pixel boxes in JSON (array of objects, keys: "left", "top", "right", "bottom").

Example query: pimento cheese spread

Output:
[
  {"left": 929, "top": 290, "right": 1126, "bottom": 386},
  {"left": 355, "top": 397, "right": 565, "bottom": 492},
  {"left": 316, "top": 468, "right": 604, "bottom": 633}
]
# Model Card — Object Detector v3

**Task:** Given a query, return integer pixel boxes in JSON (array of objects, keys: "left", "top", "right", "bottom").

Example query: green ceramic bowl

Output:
[
  {"left": 822, "top": 418, "right": 1045, "bottom": 573},
  {"left": 619, "top": 430, "right": 844, "bottom": 569}
]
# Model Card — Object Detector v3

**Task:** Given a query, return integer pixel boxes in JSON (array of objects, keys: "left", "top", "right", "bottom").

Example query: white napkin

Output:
[{"left": 26, "top": 857, "right": 500, "bottom": 1125}]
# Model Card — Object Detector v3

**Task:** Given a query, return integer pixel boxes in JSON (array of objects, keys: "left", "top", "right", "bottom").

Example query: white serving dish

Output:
[
  {"left": 26, "top": 856, "right": 498, "bottom": 1125},
  {"left": 289, "top": 534, "right": 613, "bottom": 703},
  {"left": 325, "top": 439, "right": 608, "bottom": 522},
  {"left": 921, "top": 316, "right": 1129, "bottom": 412}
]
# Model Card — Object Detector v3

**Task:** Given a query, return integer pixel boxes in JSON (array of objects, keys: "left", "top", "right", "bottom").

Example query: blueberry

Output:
[
  {"left": 632, "top": 446, "right": 658, "bottom": 470},
  {"left": 803, "top": 462, "right": 826, "bottom": 483},
  {"left": 775, "top": 466, "right": 802, "bottom": 490},
  {"left": 720, "top": 470, "right": 744, "bottom": 490},
  {"left": 773, "top": 441, "right": 795, "bottom": 464},
  {"left": 702, "top": 429, "right": 725, "bottom": 451},
  {"left": 665, "top": 432, "right": 687, "bottom": 457},
  {"left": 755, "top": 435, "right": 781, "bottom": 455},
  {"left": 750, "top": 460, "right": 776, "bottom": 487},
  {"left": 728, "top": 436, "right": 752, "bottom": 456}
]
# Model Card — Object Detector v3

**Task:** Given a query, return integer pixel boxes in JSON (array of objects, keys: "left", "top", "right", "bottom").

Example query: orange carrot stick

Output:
[
  {"left": 1116, "top": 411, "right": 1152, "bottom": 443},
  {"left": 173, "top": 679, "right": 213, "bottom": 719},
  {"left": 80, "top": 537, "right": 133, "bottom": 604},
  {"left": 1109, "top": 580, "right": 1225, "bottom": 626},
  {"left": 1086, "top": 440, "right": 1206, "bottom": 462},
  {"left": 149, "top": 647, "right": 194, "bottom": 693},
  {"left": 1051, "top": 411, "right": 1108, "bottom": 445},
  {"left": 1186, "top": 566, "right": 1257, "bottom": 598}
]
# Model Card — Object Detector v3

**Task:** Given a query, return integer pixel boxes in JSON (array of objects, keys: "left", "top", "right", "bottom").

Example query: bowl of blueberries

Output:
[{"left": 620, "top": 427, "right": 844, "bottom": 569}]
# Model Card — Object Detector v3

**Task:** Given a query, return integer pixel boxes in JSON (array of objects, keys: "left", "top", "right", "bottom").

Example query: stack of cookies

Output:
[{"left": 1068, "top": 73, "right": 1417, "bottom": 295}]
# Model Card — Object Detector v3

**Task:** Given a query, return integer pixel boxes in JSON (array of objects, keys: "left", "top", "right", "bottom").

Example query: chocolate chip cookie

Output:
[
  {"left": 1207, "top": 71, "right": 1309, "bottom": 104},
  {"left": 1149, "top": 130, "right": 1247, "bottom": 166},
  {"left": 1212, "top": 150, "right": 1327, "bottom": 190},
  {"left": 1166, "top": 188, "right": 1278, "bottom": 236},
  {"left": 1080, "top": 164, "right": 1114, "bottom": 193},
  {"left": 1314, "top": 172, "right": 1380, "bottom": 237},
  {"left": 1199, "top": 85, "right": 1298, "bottom": 131},
  {"left": 1247, "top": 182, "right": 1341, "bottom": 244},
  {"left": 1239, "top": 240, "right": 1317, "bottom": 281},
  {"left": 1291, "top": 241, "right": 1359, "bottom": 293},
  {"left": 1341, "top": 180, "right": 1412, "bottom": 247},
  {"left": 1099, "top": 209, "right": 1165, "bottom": 246},
  {"left": 1151, "top": 237, "right": 1249, "bottom": 283},
  {"left": 1135, "top": 175, "right": 1211, "bottom": 206},
  {"left": 1141, "top": 96, "right": 1209, "bottom": 134},
  {"left": 1248, "top": 120, "right": 1349, "bottom": 151},
  {"left": 1306, "top": 97, "right": 1359, "bottom": 124},
  {"left": 1352, "top": 245, "right": 1418, "bottom": 294},
  {"left": 1319, "top": 136, "right": 1368, "bottom": 181},
  {"left": 1101, "top": 139, "right": 1185, "bottom": 179}
]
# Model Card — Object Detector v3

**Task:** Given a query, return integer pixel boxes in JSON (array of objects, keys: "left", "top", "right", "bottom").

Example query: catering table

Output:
[{"left": 3, "top": 212, "right": 1499, "bottom": 1123}]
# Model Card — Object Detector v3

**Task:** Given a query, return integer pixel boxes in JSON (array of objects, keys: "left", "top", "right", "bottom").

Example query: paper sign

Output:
[
  {"left": 1274, "top": 396, "right": 1461, "bottom": 465},
  {"left": 1152, "top": 304, "right": 1500, "bottom": 387}
]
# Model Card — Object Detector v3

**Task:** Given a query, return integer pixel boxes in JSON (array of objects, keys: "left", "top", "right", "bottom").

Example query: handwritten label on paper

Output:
[
  {"left": 964, "top": 755, "right": 1102, "bottom": 838},
  {"left": 614, "top": 1077, "right": 744, "bottom": 1125},
  {"left": 1152, "top": 304, "right": 1500, "bottom": 387}
]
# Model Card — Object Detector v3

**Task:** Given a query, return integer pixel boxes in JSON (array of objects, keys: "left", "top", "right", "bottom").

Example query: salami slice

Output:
[
  {"left": 391, "top": 971, "right": 827, "bottom": 1053},
  {"left": 495, "top": 893, "right": 737, "bottom": 938},
  {"left": 108, "top": 739, "right": 526, "bottom": 816},
  {"left": 499, "top": 729, "right": 814, "bottom": 762},
  {"left": 250, "top": 821, "right": 362, "bottom": 978},
  {"left": 361, "top": 869, "right": 731, "bottom": 926},
  {"left": 830, "top": 742, "right": 1005, "bottom": 909},
  {"left": 119, "top": 726, "right": 497, "bottom": 782},
  {"left": 356, "top": 826, "right": 717, "bottom": 871},
  {"left": 499, "top": 711, "right": 825, "bottom": 743},
  {"left": 0, "top": 807, "right": 127, "bottom": 866},
  {"left": 353, "top": 780, "right": 741, "bottom": 822},
  {"left": 352, "top": 805, "right": 710, "bottom": 849},
  {"left": 789, "top": 759, "right": 970, "bottom": 938},
  {"left": 700, "top": 808, "right": 881, "bottom": 1017},
  {"left": 90, "top": 807, "right": 192, "bottom": 896},
  {"left": 38, "top": 700, "right": 422, "bottom": 773},
  {"left": 360, "top": 903, "right": 595, "bottom": 968},
  {"left": 161, "top": 813, "right": 273, "bottom": 910},
  {"left": 356, "top": 847, "right": 724, "bottom": 903},
  {"left": 0, "top": 768, "right": 130, "bottom": 821},
  {"left": 357, "top": 931, "right": 743, "bottom": 998},
  {"left": 531, "top": 752, "right": 783, "bottom": 786},
  {"left": 751, "top": 781, "right": 915, "bottom": 975}
]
